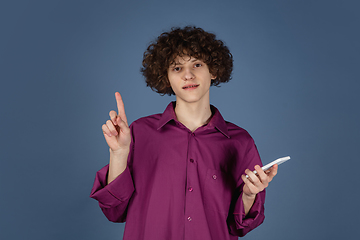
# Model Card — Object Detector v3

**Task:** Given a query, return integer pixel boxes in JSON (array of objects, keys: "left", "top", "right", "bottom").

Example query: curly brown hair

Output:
[{"left": 141, "top": 26, "right": 233, "bottom": 95}]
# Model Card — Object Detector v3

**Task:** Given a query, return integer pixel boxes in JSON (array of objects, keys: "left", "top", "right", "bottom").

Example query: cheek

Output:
[
  {"left": 206, "top": 75, "right": 213, "bottom": 87},
  {"left": 167, "top": 79, "right": 179, "bottom": 93}
]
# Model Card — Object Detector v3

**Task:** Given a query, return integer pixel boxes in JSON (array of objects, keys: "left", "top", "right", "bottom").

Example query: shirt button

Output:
[
  {"left": 188, "top": 187, "right": 193, "bottom": 192},
  {"left": 191, "top": 132, "right": 195, "bottom": 136},
  {"left": 212, "top": 174, "right": 217, "bottom": 180},
  {"left": 190, "top": 159, "right": 194, "bottom": 163},
  {"left": 187, "top": 216, "right": 192, "bottom": 221}
]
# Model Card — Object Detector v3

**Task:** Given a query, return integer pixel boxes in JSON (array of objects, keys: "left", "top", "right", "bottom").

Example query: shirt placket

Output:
[{"left": 184, "top": 131, "right": 200, "bottom": 239}]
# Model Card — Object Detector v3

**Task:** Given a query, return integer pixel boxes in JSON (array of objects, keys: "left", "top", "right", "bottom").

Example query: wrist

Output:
[
  {"left": 109, "top": 147, "right": 129, "bottom": 166},
  {"left": 109, "top": 146, "right": 130, "bottom": 156},
  {"left": 108, "top": 147, "right": 129, "bottom": 184},
  {"left": 242, "top": 192, "right": 257, "bottom": 216},
  {"left": 242, "top": 192, "right": 256, "bottom": 200}
]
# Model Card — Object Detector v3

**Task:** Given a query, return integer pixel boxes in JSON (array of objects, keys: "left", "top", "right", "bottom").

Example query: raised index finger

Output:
[{"left": 115, "top": 92, "right": 128, "bottom": 125}]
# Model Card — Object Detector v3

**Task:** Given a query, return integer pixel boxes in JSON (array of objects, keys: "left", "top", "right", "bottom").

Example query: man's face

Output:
[{"left": 167, "top": 55, "right": 215, "bottom": 105}]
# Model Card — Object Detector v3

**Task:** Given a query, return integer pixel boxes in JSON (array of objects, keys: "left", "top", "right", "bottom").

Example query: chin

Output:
[{"left": 181, "top": 97, "right": 204, "bottom": 104}]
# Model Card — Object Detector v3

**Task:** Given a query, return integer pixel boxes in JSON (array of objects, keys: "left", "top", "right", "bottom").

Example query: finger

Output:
[
  {"left": 245, "top": 169, "right": 261, "bottom": 185},
  {"left": 109, "top": 110, "right": 118, "bottom": 124},
  {"left": 241, "top": 174, "right": 259, "bottom": 195},
  {"left": 117, "top": 117, "right": 131, "bottom": 135},
  {"left": 115, "top": 92, "right": 128, "bottom": 126},
  {"left": 102, "top": 124, "right": 113, "bottom": 137},
  {"left": 267, "top": 164, "right": 278, "bottom": 181},
  {"left": 242, "top": 173, "right": 254, "bottom": 186},
  {"left": 254, "top": 165, "right": 269, "bottom": 188},
  {"left": 105, "top": 119, "right": 119, "bottom": 136}
]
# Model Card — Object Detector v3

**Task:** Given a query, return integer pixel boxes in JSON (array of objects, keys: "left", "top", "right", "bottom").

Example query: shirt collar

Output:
[
  {"left": 157, "top": 102, "right": 230, "bottom": 138},
  {"left": 157, "top": 102, "right": 177, "bottom": 130}
]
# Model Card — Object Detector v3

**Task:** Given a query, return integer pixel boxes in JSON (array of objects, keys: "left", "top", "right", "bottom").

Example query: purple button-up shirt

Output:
[{"left": 90, "top": 102, "right": 265, "bottom": 240}]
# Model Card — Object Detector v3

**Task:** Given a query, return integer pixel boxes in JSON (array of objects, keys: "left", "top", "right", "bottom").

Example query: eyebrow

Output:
[{"left": 172, "top": 58, "right": 199, "bottom": 66}]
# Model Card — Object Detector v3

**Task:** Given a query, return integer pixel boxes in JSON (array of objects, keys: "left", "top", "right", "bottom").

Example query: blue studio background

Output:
[{"left": 1, "top": 0, "right": 359, "bottom": 239}]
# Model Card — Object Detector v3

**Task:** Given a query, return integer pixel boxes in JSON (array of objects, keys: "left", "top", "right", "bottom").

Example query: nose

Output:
[{"left": 182, "top": 67, "right": 195, "bottom": 80}]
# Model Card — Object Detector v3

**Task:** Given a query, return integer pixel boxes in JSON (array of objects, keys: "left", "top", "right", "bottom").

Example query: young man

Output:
[{"left": 90, "top": 26, "right": 278, "bottom": 240}]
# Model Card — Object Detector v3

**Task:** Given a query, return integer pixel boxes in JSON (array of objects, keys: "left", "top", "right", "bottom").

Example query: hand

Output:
[
  {"left": 241, "top": 164, "right": 278, "bottom": 198},
  {"left": 101, "top": 92, "right": 131, "bottom": 153}
]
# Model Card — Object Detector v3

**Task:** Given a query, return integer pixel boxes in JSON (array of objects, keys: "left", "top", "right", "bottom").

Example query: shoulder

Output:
[
  {"left": 224, "top": 121, "right": 260, "bottom": 160},
  {"left": 210, "top": 104, "right": 255, "bottom": 144},
  {"left": 225, "top": 121, "right": 255, "bottom": 144},
  {"left": 130, "top": 113, "right": 162, "bottom": 129}
]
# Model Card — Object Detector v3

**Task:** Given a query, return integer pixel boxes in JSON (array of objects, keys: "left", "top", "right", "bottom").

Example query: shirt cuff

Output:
[
  {"left": 90, "top": 165, "right": 135, "bottom": 208},
  {"left": 233, "top": 190, "right": 265, "bottom": 229}
]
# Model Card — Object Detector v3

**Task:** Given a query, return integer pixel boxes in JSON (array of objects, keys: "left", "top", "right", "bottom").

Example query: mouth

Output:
[{"left": 182, "top": 84, "right": 199, "bottom": 90}]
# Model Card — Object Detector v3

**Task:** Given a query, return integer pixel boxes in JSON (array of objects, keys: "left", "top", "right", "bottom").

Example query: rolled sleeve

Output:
[
  {"left": 90, "top": 165, "right": 135, "bottom": 222},
  {"left": 230, "top": 190, "right": 265, "bottom": 236}
]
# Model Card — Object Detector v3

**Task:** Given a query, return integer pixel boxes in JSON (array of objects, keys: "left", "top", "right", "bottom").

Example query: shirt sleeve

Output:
[
  {"left": 228, "top": 189, "right": 265, "bottom": 236},
  {"left": 89, "top": 164, "right": 135, "bottom": 223},
  {"left": 228, "top": 136, "right": 266, "bottom": 237}
]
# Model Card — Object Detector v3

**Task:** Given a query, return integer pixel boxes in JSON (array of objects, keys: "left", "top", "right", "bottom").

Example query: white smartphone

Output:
[{"left": 245, "top": 156, "right": 291, "bottom": 178}]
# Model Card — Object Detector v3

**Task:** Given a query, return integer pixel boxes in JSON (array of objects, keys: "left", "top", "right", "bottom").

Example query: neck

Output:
[{"left": 174, "top": 99, "right": 212, "bottom": 132}]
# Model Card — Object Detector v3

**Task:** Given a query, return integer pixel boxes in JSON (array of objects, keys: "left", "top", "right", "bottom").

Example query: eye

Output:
[
  {"left": 194, "top": 63, "right": 202, "bottom": 68},
  {"left": 173, "top": 67, "right": 181, "bottom": 72}
]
